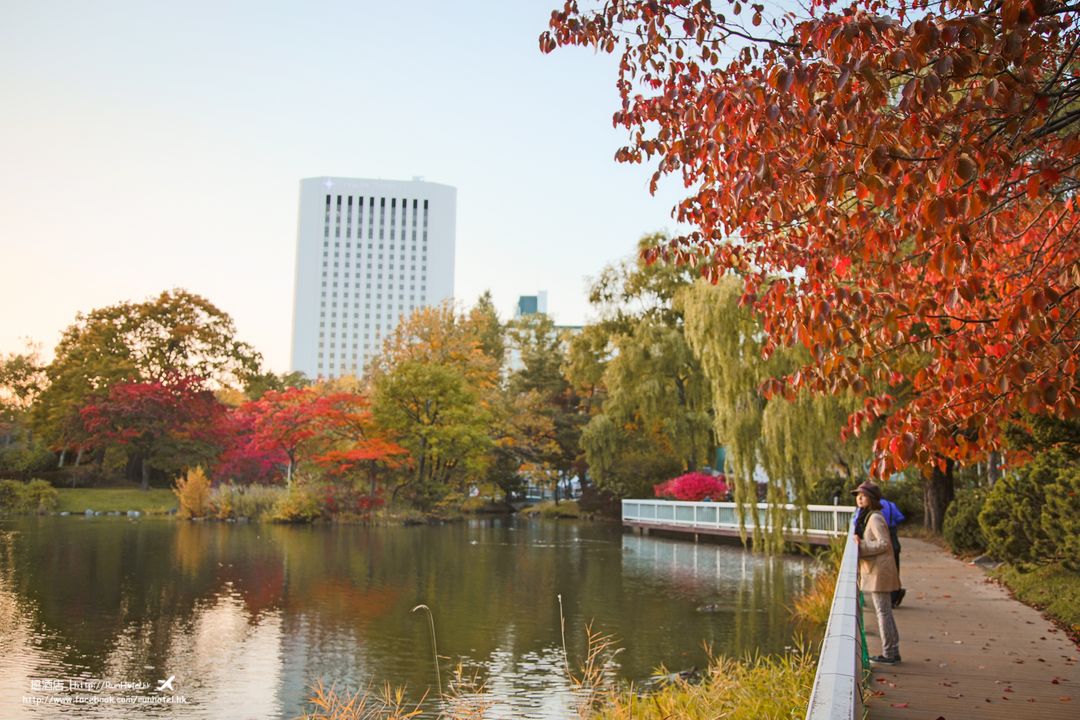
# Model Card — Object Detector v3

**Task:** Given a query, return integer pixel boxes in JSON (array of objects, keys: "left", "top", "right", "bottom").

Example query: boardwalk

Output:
[{"left": 866, "top": 538, "right": 1078, "bottom": 719}]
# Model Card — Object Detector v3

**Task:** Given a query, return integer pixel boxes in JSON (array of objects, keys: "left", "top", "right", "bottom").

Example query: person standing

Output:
[
  {"left": 850, "top": 491, "right": 908, "bottom": 607},
  {"left": 880, "top": 496, "right": 907, "bottom": 607},
  {"left": 852, "top": 481, "right": 902, "bottom": 665}
]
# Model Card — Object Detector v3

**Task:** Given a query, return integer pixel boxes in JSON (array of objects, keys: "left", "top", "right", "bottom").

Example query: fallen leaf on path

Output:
[
  {"left": 1060, "top": 696, "right": 1072, "bottom": 702},
  {"left": 890, "top": 702, "right": 909, "bottom": 708}
]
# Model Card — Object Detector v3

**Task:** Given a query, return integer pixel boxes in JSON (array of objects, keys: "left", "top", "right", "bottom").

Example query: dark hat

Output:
[{"left": 850, "top": 481, "right": 882, "bottom": 502}]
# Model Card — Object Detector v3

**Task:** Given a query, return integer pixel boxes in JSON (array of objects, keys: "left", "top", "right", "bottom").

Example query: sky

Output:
[{"left": 0, "top": 0, "right": 692, "bottom": 372}]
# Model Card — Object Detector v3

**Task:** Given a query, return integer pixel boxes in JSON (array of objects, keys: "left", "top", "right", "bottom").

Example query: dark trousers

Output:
[{"left": 889, "top": 526, "right": 903, "bottom": 603}]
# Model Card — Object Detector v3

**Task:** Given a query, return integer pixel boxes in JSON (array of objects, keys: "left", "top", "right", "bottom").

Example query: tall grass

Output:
[
  {"left": 303, "top": 681, "right": 423, "bottom": 720},
  {"left": 210, "top": 483, "right": 284, "bottom": 520},
  {"left": 790, "top": 537, "right": 845, "bottom": 627},
  {"left": 589, "top": 650, "right": 815, "bottom": 720}
]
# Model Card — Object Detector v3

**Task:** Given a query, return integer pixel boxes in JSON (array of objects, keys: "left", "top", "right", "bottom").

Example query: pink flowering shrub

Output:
[{"left": 654, "top": 472, "right": 729, "bottom": 501}]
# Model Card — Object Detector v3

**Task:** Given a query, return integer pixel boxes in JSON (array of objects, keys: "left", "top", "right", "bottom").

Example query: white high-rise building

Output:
[{"left": 290, "top": 176, "right": 456, "bottom": 378}]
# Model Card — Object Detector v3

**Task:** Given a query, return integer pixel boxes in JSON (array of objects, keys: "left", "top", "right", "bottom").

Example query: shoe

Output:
[
  {"left": 870, "top": 655, "right": 901, "bottom": 665},
  {"left": 892, "top": 588, "right": 906, "bottom": 608}
]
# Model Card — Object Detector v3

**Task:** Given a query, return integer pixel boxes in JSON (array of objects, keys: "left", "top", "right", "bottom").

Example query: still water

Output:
[{"left": 0, "top": 516, "right": 810, "bottom": 718}]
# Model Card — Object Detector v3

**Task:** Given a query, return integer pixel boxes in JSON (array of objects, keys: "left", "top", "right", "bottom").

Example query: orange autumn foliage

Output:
[{"left": 542, "top": 0, "right": 1080, "bottom": 475}]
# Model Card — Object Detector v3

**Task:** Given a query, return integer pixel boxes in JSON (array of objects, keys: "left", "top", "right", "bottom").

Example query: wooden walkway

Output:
[{"left": 865, "top": 538, "right": 1078, "bottom": 719}]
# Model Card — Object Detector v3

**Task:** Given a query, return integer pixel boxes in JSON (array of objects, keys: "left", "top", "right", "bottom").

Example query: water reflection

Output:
[{"left": 0, "top": 517, "right": 808, "bottom": 718}]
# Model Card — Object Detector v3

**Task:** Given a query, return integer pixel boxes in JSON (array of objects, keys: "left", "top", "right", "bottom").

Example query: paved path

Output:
[{"left": 865, "top": 538, "right": 1078, "bottom": 719}]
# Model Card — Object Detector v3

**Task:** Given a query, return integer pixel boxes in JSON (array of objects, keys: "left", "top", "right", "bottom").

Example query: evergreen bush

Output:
[
  {"left": 1039, "top": 452, "right": 1080, "bottom": 571},
  {"left": 980, "top": 457, "right": 1053, "bottom": 566},
  {"left": 943, "top": 488, "right": 987, "bottom": 554}
]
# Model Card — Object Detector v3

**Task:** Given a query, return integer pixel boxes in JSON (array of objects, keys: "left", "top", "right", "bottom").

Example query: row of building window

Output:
[{"left": 324, "top": 195, "right": 429, "bottom": 239}]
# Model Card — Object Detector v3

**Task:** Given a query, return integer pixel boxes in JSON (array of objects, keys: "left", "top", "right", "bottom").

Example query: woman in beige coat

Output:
[{"left": 853, "top": 481, "right": 902, "bottom": 664}]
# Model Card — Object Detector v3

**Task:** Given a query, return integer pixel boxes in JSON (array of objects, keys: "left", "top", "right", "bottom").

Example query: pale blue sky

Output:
[{"left": 0, "top": 0, "right": 696, "bottom": 372}]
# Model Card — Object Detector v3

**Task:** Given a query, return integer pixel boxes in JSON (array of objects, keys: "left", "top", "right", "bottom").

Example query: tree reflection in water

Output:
[{"left": 0, "top": 517, "right": 809, "bottom": 719}]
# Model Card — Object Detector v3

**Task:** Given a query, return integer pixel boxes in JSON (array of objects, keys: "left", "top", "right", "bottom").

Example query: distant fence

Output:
[
  {"left": 805, "top": 531, "right": 862, "bottom": 720},
  {"left": 621, "top": 499, "right": 855, "bottom": 544}
]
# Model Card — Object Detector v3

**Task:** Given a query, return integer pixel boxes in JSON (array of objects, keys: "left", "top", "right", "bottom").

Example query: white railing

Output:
[
  {"left": 805, "top": 531, "right": 862, "bottom": 720},
  {"left": 621, "top": 499, "right": 855, "bottom": 539}
]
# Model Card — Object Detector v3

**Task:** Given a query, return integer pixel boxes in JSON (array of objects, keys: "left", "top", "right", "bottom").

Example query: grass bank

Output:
[
  {"left": 55, "top": 488, "right": 177, "bottom": 514},
  {"left": 991, "top": 562, "right": 1080, "bottom": 643}
]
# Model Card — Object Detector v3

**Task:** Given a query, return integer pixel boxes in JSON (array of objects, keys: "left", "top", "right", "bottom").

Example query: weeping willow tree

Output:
[
  {"left": 681, "top": 276, "right": 874, "bottom": 551},
  {"left": 568, "top": 235, "right": 713, "bottom": 498}
]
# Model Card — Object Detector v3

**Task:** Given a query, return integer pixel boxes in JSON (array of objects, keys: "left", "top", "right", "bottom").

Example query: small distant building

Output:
[{"left": 515, "top": 291, "right": 548, "bottom": 318}]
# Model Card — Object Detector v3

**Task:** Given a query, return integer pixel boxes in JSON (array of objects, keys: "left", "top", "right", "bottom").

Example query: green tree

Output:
[
  {"left": 369, "top": 302, "right": 499, "bottom": 508},
  {"left": 467, "top": 290, "right": 505, "bottom": 368},
  {"left": 33, "top": 290, "right": 261, "bottom": 470},
  {"left": 507, "top": 313, "right": 585, "bottom": 502},
  {"left": 0, "top": 346, "right": 53, "bottom": 475},
  {"left": 482, "top": 389, "right": 559, "bottom": 504},
  {"left": 243, "top": 370, "right": 310, "bottom": 401},
  {"left": 567, "top": 235, "right": 712, "bottom": 498}
]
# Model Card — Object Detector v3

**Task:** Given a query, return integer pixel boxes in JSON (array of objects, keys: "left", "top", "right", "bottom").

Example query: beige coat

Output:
[{"left": 857, "top": 511, "right": 901, "bottom": 593}]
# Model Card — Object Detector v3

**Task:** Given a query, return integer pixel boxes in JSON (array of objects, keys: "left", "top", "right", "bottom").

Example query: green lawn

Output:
[
  {"left": 55, "top": 488, "right": 177, "bottom": 514},
  {"left": 992, "top": 562, "right": 1080, "bottom": 640}
]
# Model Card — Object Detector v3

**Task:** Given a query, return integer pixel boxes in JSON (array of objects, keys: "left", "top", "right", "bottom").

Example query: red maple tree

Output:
[
  {"left": 219, "top": 387, "right": 405, "bottom": 493},
  {"left": 543, "top": 0, "right": 1079, "bottom": 528},
  {"left": 80, "top": 375, "right": 225, "bottom": 490}
]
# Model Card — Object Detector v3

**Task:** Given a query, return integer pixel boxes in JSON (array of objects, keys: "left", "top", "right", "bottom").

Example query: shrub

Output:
[
  {"left": 943, "top": 488, "right": 987, "bottom": 554},
  {"left": 804, "top": 475, "right": 849, "bottom": 506},
  {"left": 210, "top": 483, "right": 285, "bottom": 521},
  {"left": 321, "top": 484, "right": 384, "bottom": 518},
  {"left": 980, "top": 458, "right": 1053, "bottom": 567},
  {"left": 0, "top": 478, "right": 58, "bottom": 513},
  {"left": 654, "top": 472, "right": 729, "bottom": 501},
  {"left": 22, "top": 479, "right": 58, "bottom": 513},
  {"left": 270, "top": 485, "right": 322, "bottom": 523},
  {"left": 0, "top": 479, "right": 24, "bottom": 512},
  {"left": 1040, "top": 454, "right": 1080, "bottom": 571},
  {"left": 174, "top": 466, "right": 212, "bottom": 519},
  {"left": 0, "top": 442, "right": 56, "bottom": 476}
]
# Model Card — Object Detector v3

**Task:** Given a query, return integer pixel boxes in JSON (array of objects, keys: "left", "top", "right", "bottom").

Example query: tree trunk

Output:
[
  {"left": 987, "top": 451, "right": 1001, "bottom": 486},
  {"left": 58, "top": 447, "right": 67, "bottom": 469},
  {"left": 923, "top": 460, "right": 955, "bottom": 533},
  {"left": 75, "top": 447, "right": 85, "bottom": 466},
  {"left": 140, "top": 457, "right": 150, "bottom": 491}
]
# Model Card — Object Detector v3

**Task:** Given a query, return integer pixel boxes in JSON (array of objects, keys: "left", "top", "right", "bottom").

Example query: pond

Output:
[{"left": 0, "top": 516, "right": 811, "bottom": 718}]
